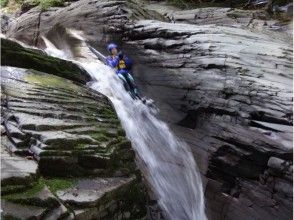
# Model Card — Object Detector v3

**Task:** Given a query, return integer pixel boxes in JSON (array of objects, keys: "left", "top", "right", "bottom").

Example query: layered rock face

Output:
[
  {"left": 5, "top": 0, "right": 165, "bottom": 47},
  {"left": 1, "top": 38, "right": 91, "bottom": 83},
  {"left": 3, "top": 0, "right": 293, "bottom": 220},
  {"left": 124, "top": 20, "right": 292, "bottom": 220},
  {"left": 1, "top": 40, "right": 146, "bottom": 219}
]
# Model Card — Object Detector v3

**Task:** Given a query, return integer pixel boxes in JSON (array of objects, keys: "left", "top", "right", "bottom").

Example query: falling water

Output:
[{"left": 43, "top": 35, "right": 207, "bottom": 220}]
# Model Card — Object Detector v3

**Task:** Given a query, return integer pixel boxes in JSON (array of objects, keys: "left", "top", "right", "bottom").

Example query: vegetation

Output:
[
  {"left": 1, "top": 38, "right": 90, "bottom": 84},
  {"left": 2, "top": 178, "right": 45, "bottom": 200},
  {"left": 25, "top": 70, "right": 81, "bottom": 92},
  {"left": 1, "top": 0, "right": 8, "bottom": 7},
  {"left": 28, "top": 0, "right": 64, "bottom": 9},
  {"left": 44, "top": 178, "right": 76, "bottom": 193},
  {"left": 1, "top": 0, "right": 64, "bottom": 11}
]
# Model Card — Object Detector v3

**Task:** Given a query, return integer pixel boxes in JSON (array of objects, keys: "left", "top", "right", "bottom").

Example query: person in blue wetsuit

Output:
[{"left": 106, "top": 43, "right": 139, "bottom": 98}]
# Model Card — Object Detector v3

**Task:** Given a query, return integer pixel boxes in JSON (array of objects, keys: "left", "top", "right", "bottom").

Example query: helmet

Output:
[{"left": 107, "top": 43, "right": 118, "bottom": 52}]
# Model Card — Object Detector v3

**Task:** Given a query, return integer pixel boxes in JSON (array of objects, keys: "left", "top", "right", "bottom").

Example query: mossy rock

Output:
[{"left": 1, "top": 38, "right": 91, "bottom": 84}]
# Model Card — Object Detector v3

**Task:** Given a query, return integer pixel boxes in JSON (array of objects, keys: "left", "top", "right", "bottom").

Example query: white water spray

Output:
[{"left": 44, "top": 36, "right": 207, "bottom": 220}]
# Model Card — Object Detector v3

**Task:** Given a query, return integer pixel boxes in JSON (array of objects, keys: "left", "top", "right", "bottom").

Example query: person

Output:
[{"left": 106, "top": 43, "right": 139, "bottom": 98}]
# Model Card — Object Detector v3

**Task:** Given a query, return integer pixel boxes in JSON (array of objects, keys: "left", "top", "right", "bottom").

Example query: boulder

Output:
[{"left": 1, "top": 38, "right": 91, "bottom": 84}]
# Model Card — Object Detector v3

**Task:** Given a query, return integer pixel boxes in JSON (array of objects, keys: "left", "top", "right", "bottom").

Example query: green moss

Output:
[
  {"left": 119, "top": 180, "right": 147, "bottom": 218},
  {"left": 106, "top": 118, "right": 120, "bottom": 125},
  {"left": 1, "top": 184, "right": 33, "bottom": 196},
  {"left": 98, "top": 128, "right": 118, "bottom": 138},
  {"left": 99, "top": 106, "right": 117, "bottom": 119},
  {"left": 25, "top": 71, "right": 81, "bottom": 92},
  {"left": 127, "top": 0, "right": 166, "bottom": 21},
  {"left": 95, "top": 177, "right": 147, "bottom": 219},
  {"left": 35, "top": 0, "right": 64, "bottom": 10},
  {"left": 1, "top": 0, "right": 8, "bottom": 7},
  {"left": 89, "top": 133, "right": 109, "bottom": 142},
  {"left": 44, "top": 178, "right": 76, "bottom": 193},
  {"left": 227, "top": 10, "right": 252, "bottom": 19},
  {"left": 1, "top": 38, "right": 90, "bottom": 84},
  {"left": 117, "top": 127, "right": 126, "bottom": 136},
  {"left": 116, "top": 139, "right": 132, "bottom": 149},
  {"left": 7, "top": 197, "right": 59, "bottom": 208},
  {"left": 2, "top": 214, "right": 22, "bottom": 220},
  {"left": 237, "top": 67, "right": 250, "bottom": 75},
  {"left": 40, "top": 150, "right": 72, "bottom": 156},
  {"left": 74, "top": 143, "right": 88, "bottom": 149},
  {"left": 3, "top": 178, "right": 45, "bottom": 200},
  {"left": 1, "top": 175, "right": 36, "bottom": 187}
]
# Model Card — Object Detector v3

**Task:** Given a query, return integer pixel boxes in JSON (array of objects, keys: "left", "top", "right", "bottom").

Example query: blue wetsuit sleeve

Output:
[
  {"left": 124, "top": 56, "right": 133, "bottom": 70},
  {"left": 106, "top": 56, "right": 120, "bottom": 68}
]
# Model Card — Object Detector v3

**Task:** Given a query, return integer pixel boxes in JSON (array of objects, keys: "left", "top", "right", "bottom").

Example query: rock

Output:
[
  {"left": 2, "top": 185, "right": 72, "bottom": 219},
  {"left": 2, "top": 1, "right": 292, "bottom": 219},
  {"left": 1, "top": 38, "right": 91, "bottom": 84},
  {"left": 1, "top": 14, "right": 11, "bottom": 34},
  {"left": 5, "top": 0, "right": 165, "bottom": 47},
  {"left": 57, "top": 177, "right": 146, "bottom": 219},
  {"left": 121, "top": 18, "right": 293, "bottom": 219},
  {"left": 268, "top": 157, "right": 286, "bottom": 170},
  {"left": 122, "top": 17, "right": 292, "bottom": 220},
  {"left": 57, "top": 177, "right": 133, "bottom": 206},
  {"left": 1, "top": 125, "right": 5, "bottom": 135},
  {"left": 1, "top": 65, "right": 147, "bottom": 218},
  {"left": 1, "top": 200, "right": 47, "bottom": 219},
  {"left": 1, "top": 138, "right": 72, "bottom": 219},
  {"left": 1, "top": 138, "right": 38, "bottom": 188},
  {"left": 1, "top": 67, "right": 136, "bottom": 178},
  {"left": 267, "top": 157, "right": 293, "bottom": 179}
]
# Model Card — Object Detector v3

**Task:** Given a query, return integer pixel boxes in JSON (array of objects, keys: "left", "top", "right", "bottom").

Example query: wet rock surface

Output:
[
  {"left": 1, "top": 38, "right": 91, "bottom": 84},
  {"left": 5, "top": 0, "right": 165, "bottom": 47},
  {"left": 1, "top": 66, "right": 146, "bottom": 219},
  {"left": 3, "top": 0, "right": 293, "bottom": 219},
  {"left": 123, "top": 19, "right": 292, "bottom": 220}
]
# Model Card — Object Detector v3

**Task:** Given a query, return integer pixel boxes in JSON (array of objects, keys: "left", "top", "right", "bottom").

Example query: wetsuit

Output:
[{"left": 106, "top": 54, "right": 138, "bottom": 96}]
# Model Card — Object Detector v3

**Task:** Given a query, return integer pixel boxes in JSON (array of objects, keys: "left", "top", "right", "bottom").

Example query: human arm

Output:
[
  {"left": 106, "top": 56, "right": 120, "bottom": 68},
  {"left": 123, "top": 55, "right": 133, "bottom": 70}
]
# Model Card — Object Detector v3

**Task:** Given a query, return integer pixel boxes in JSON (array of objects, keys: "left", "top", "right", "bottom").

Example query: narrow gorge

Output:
[{"left": 1, "top": 0, "right": 293, "bottom": 220}]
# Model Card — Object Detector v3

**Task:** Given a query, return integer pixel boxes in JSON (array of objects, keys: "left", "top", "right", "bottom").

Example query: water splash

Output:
[{"left": 43, "top": 35, "right": 207, "bottom": 220}]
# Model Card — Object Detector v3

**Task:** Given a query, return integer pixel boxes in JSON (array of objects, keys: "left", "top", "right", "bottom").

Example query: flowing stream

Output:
[{"left": 43, "top": 35, "right": 207, "bottom": 220}]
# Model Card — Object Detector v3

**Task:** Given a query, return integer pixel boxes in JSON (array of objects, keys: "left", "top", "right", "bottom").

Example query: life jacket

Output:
[
  {"left": 112, "top": 55, "right": 126, "bottom": 70},
  {"left": 118, "top": 59, "right": 127, "bottom": 70}
]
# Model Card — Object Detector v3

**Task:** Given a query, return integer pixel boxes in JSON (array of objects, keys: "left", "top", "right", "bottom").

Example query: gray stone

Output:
[
  {"left": 1, "top": 62, "right": 146, "bottom": 219},
  {"left": 268, "top": 157, "right": 286, "bottom": 171},
  {"left": 1, "top": 67, "right": 136, "bottom": 177},
  {"left": 56, "top": 177, "right": 135, "bottom": 207},
  {"left": 2, "top": 1, "right": 292, "bottom": 219},
  {"left": 1, "top": 141, "right": 38, "bottom": 186},
  {"left": 1, "top": 200, "right": 46, "bottom": 219}
]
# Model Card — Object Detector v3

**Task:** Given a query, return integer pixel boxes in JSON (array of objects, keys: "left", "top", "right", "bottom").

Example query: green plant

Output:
[
  {"left": 44, "top": 178, "right": 76, "bottom": 193},
  {"left": 1, "top": 0, "right": 9, "bottom": 7},
  {"left": 38, "top": 0, "right": 63, "bottom": 9}
]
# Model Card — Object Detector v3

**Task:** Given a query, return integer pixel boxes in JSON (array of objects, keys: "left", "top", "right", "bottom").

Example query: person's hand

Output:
[{"left": 118, "top": 51, "right": 124, "bottom": 59}]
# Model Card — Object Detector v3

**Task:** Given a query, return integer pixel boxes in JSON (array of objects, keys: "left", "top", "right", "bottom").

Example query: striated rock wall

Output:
[
  {"left": 123, "top": 19, "right": 292, "bottom": 220},
  {"left": 5, "top": 0, "right": 165, "bottom": 47},
  {"left": 1, "top": 37, "right": 91, "bottom": 83},
  {"left": 3, "top": 0, "right": 293, "bottom": 219},
  {"left": 1, "top": 39, "right": 147, "bottom": 219}
]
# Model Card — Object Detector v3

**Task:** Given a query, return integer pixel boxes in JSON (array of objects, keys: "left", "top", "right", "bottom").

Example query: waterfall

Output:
[{"left": 43, "top": 35, "right": 207, "bottom": 220}]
